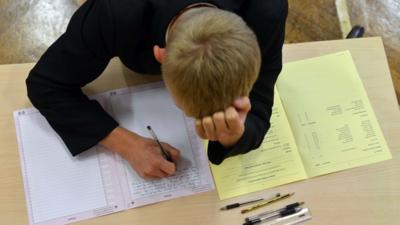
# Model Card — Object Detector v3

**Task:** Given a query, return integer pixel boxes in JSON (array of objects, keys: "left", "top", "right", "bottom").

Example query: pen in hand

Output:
[{"left": 147, "top": 125, "right": 173, "bottom": 162}]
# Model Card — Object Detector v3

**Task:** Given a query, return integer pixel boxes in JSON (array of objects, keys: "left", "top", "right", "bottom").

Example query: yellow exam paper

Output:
[
  {"left": 276, "top": 51, "right": 392, "bottom": 177},
  {"left": 210, "top": 91, "right": 307, "bottom": 200}
]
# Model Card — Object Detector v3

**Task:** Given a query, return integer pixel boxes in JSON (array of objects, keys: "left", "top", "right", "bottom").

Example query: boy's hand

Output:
[
  {"left": 195, "top": 97, "right": 251, "bottom": 148},
  {"left": 123, "top": 137, "right": 180, "bottom": 179},
  {"left": 100, "top": 127, "right": 180, "bottom": 179}
]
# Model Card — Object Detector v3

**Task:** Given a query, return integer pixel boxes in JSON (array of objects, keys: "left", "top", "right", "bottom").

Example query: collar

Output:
[
  {"left": 165, "top": 2, "right": 218, "bottom": 44},
  {"left": 152, "top": 1, "right": 222, "bottom": 48}
]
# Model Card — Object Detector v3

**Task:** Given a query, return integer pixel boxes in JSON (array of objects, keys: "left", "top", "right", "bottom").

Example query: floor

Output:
[
  {"left": 0, "top": 0, "right": 399, "bottom": 102},
  {"left": 347, "top": 0, "right": 400, "bottom": 102}
]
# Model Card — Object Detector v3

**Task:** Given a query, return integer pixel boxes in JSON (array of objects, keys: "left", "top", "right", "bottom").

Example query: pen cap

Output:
[
  {"left": 226, "top": 203, "right": 240, "bottom": 209},
  {"left": 286, "top": 202, "right": 301, "bottom": 209},
  {"left": 280, "top": 208, "right": 296, "bottom": 217}
]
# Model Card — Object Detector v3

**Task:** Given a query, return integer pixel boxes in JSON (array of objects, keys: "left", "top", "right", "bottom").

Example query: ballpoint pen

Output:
[
  {"left": 220, "top": 193, "right": 281, "bottom": 210},
  {"left": 243, "top": 207, "right": 302, "bottom": 225},
  {"left": 245, "top": 202, "right": 305, "bottom": 222},
  {"left": 241, "top": 193, "right": 295, "bottom": 214},
  {"left": 147, "top": 125, "right": 172, "bottom": 162},
  {"left": 264, "top": 208, "right": 311, "bottom": 225}
]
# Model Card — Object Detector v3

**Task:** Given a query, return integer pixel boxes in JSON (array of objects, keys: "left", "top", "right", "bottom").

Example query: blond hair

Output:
[{"left": 162, "top": 7, "right": 261, "bottom": 118}]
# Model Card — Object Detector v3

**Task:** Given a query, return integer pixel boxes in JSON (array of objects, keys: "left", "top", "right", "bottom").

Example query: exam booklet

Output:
[
  {"left": 14, "top": 82, "right": 214, "bottom": 225},
  {"left": 211, "top": 51, "right": 392, "bottom": 200}
]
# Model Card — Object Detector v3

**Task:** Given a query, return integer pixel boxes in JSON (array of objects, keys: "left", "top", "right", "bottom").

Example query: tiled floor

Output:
[{"left": 0, "top": 0, "right": 399, "bottom": 103}]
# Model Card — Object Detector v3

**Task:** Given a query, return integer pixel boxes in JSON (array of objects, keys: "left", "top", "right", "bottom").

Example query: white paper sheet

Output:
[
  {"left": 14, "top": 82, "right": 214, "bottom": 225},
  {"left": 14, "top": 109, "right": 109, "bottom": 224},
  {"left": 108, "top": 84, "right": 213, "bottom": 207}
]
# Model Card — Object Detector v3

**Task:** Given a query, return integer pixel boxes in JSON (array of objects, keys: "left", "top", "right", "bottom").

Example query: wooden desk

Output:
[{"left": 0, "top": 37, "right": 399, "bottom": 225}]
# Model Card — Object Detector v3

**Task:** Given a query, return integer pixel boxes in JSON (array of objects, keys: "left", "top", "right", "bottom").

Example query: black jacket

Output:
[{"left": 26, "top": 0, "right": 288, "bottom": 165}]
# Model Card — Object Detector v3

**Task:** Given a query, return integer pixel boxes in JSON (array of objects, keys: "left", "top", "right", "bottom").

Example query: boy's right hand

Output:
[{"left": 100, "top": 127, "right": 180, "bottom": 179}]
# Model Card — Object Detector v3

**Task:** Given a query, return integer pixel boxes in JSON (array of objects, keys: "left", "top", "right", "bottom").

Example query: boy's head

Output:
[{"left": 157, "top": 7, "right": 261, "bottom": 118}]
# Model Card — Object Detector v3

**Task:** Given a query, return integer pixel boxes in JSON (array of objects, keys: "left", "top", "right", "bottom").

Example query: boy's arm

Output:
[
  {"left": 207, "top": 1, "right": 288, "bottom": 165},
  {"left": 26, "top": 0, "right": 118, "bottom": 155}
]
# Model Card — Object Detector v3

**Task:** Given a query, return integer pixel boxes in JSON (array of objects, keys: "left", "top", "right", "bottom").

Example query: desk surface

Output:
[{"left": 0, "top": 37, "right": 399, "bottom": 225}]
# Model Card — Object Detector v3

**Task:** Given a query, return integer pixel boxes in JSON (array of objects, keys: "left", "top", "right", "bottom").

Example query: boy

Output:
[{"left": 26, "top": 0, "right": 288, "bottom": 179}]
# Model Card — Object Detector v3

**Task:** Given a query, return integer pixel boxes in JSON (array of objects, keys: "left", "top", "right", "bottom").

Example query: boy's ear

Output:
[{"left": 153, "top": 45, "right": 166, "bottom": 64}]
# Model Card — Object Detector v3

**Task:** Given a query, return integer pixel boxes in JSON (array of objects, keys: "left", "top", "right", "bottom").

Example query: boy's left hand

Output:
[{"left": 195, "top": 97, "right": 251, "bottom": 148}]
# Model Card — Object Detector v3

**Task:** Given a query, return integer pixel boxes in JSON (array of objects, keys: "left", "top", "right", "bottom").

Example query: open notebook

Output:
[
  {"left": 14, "top": 82, "right": 214, "bottom": 225},
  {"left": 211, "top": 51, "right": 392, "bottom": 200}
]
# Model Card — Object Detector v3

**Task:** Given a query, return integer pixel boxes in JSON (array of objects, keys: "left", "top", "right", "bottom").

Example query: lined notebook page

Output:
[
  {"left": 108, "top": 83, "right": 213, "bottom": 207},
  {"left": 14, "top": 109, "right": 108, "bottom": 224}
]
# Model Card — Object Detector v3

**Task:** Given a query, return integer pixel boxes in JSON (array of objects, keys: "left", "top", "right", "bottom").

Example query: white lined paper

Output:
[
  {"left": 14, "top": 82, "right": 214, "bottom": 225},
  {"left": 15, "top": 110, "right": 108, "bottom": 224}
]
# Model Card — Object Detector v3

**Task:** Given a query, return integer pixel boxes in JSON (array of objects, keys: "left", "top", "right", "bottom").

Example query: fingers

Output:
[
  {"left": 202, "top": 116, "right": 217, "bottom": 141},
  {"left": 225, "top": 107, "right": 241, "bottom": 131},
  {"left": 195, "top": 119, "right": 206, "bottom": 139},
  {"left": 137, "top": 142, "right": 180, "bottom": 179},
  {"left": 194, "top": 98, "right": 249, "bottom": 147},
  {"left": 146, "top": 169, "right": 169, "bottom": 179},
  {"left": 139, "top": 159, "right": 170, "bottom": 179},
  {"left": 141, "top": 157, "right": 174, "bottom": 179},
  {"left": 197, "top": 109, "right": 241, "bottom": 140},
  {"left": 162, "top": 143, "right": 181, "bottom": 164},
  {"left": 159, "top": 161, "right": 176, "bottom": 177},
  {"left": 234, "top": 97, "right": 251, "bottom": 113},
  {"left": 213, "top": 112, "right": 229, "bottom": 134},
  {"left": 157, "top": 143, "right": 180, "bottom": 176},
  {"left": 233, "top": 97, "right": 251, "bottom": 123}
]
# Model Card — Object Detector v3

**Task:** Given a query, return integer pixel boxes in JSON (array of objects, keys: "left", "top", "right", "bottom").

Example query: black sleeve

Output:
[
  {"left": 207, "top": 1, "right": 288, "bottom": 165},
  {"left": 26, "top": 0, "right": 118, "bottom": 156}
]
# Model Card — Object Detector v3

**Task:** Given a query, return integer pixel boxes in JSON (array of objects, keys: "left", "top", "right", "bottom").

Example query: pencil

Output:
[{"left": 241, "top": 192, "right": 295, "bottom": 214}]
